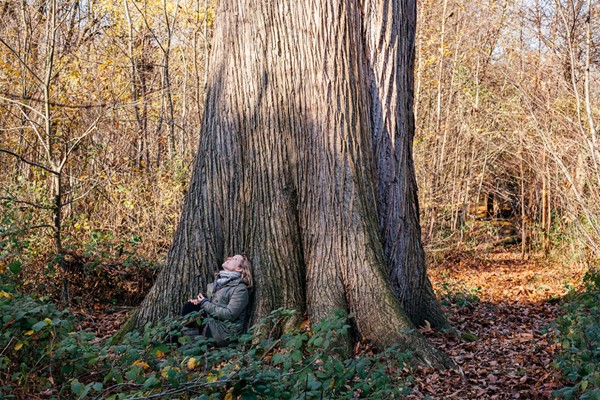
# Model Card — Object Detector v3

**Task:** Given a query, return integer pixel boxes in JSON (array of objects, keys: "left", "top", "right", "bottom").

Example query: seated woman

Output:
[{"left": 182, "top": 254, "right": 253, "bottom": 345}]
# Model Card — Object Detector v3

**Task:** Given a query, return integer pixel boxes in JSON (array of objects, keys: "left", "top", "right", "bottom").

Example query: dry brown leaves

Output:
[
  {"left": 73, "top": 305, "right": 132, "bottom": 340},
  {"left": 406, "top": 251, "right": 586, "bottom": 399}
]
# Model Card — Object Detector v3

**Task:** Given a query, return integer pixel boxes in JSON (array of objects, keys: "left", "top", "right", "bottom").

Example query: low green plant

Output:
[
  {"left": 0, "top": 292, "right": 414, "bottom": 399},
  {"left": 552, "top": 269, "right": 600, "bottom": 399},
  {"left": 92, "top": 309, "right": 412, "bottom": 399},
  {"left": 439, "top": 280, "right": 481, "bottom": 308},
  {"left": 0, "top": 199, "right": 35, "bottom": 281},
  {"left": 0, "top": 279, "right": 94, "bottom": 396}
]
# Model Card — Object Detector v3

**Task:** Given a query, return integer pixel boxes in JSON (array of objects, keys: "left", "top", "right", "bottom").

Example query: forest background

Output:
[{"left": 0, "top": 0, "right": 599, "bottom": 398}]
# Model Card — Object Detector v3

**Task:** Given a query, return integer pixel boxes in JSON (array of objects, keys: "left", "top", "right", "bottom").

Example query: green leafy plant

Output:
[
  {"left": 0, "top": 296, "right": 415, "bottom": 399},
  {"left": 552, "top": 269, "right": 600, "bottom": 399},
  {"left": 439, "top": 280, "right": 481, "bottom": 308},
  {"left": 0, "top": 284, "right": 84, "bottom": 395},
  {"left": 94, "top": 309, "right": 412, "bottom": 399}
]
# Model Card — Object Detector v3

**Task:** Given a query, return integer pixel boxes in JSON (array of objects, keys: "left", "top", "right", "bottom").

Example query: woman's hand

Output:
[{"left": 189, "top": 292, "right": 205, "bottom": 305}]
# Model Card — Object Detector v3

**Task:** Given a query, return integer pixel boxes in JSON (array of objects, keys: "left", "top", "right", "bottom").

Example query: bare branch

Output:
[
  {"left": 0, "top": 90, "right": 110, "bottom": 109},
  {"left": 0, "top": 95, "right": 47, "bottom": 120},
  {"left": 0, "top": 197, "right": 52, "bottom": 209},
  {"left": 130, "top": 0, "right": 166, "bottom": 53},
  {"left": 62, "top": 179, "right": 102, "bottom": 206},
  {"left": 0, "top": 225, "right": 53, "bottom": 239},
  {"left": 0, "top": 148, "right": 57, "bottom": 175},
  {"left": 0, "top": 89, "right": 52, "bottom": 159},
  {"left": 0, "top": 36, "right": 43, "bottom": 85},
  {"left": 59, "top": 114, "right": 103, "bottom": 171}
]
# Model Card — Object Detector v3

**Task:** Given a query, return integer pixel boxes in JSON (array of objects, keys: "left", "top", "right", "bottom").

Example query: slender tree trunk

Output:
[
  {"left": 426, "top": 0, "right": 449, "bottom": 239},
  {"left": 542, "top": 149, "right": 549, "bottom": 255},
  {"left": 123, "top": 0, "right": 145, "bottom": 170},
  {"left": 163, "top": 0, "right": 177, "bottom": 160},
  {"left": 44, "top": 0, "right": 69, "bottom": 304},
  {"left": 583, "top": 0, "right": 597, "bottom": 182},
  {"left": 520, "top": 135, "right": 527, "bottom": 258},
  {"left": 51, "top": 171, "right": 68, "bottom": 302},
  {"left": 180, "top": 46, "right": 189, "bottom": 157},
  {"left": 135, "top": 0, "right": 451, "bottom": 368}
]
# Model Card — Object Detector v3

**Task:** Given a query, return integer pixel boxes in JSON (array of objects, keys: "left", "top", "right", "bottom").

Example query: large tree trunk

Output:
[
  {"left": 364, "top": 0, "right": 447, "bottom": 328},
  {"left": 134, "top": 0, "right": 451, "bottom": 368}
]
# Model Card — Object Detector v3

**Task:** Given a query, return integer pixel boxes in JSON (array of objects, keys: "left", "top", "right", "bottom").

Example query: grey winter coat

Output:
[{"left": 201, "top": 278, "right": 249, "bottom": 344}]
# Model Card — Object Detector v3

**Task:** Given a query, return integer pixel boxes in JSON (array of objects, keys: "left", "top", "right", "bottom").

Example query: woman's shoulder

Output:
[
  {"left": 234, "top": 279, "right": 248, "bottom": 288},
  {"left": 231, "top": 280, "right": 249, "bottom": 293},
  {"left": 220, "top": 278, "right": 246, "bottom": 288}
]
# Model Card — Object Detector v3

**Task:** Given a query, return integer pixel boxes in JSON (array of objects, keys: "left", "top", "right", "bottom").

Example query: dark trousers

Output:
[
  {"left": 182, "top": 301, "right": 212, "bottom": 338},
  {"left": 182, "top": 301, "right": 203, "bottom": 316}
]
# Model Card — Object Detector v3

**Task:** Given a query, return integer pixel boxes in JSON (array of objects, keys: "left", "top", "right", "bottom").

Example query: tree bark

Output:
[
  {"left": 363, "top": 0, "right": 447, "bottom": 329},
  {"left": 134, "top": 0, "right": 451, "bottom": 368}
]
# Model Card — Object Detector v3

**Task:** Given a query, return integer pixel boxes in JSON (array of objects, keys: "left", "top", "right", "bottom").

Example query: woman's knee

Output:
[{"left": 182, "top": 301, "right": 202, "bottom": 316}]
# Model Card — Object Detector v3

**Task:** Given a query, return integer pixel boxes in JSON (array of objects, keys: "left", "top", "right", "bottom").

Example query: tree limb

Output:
[
  {"left": 0, "top": 197, "right": 51, "bottom": 209},
  {"left": 59, "top": 114, "right": 103, "bottom": 171},
  {"left": 0, "top": 148, "right": 57, "bottom": 175},
  {"left": 0, "top": 90, "right": 110, "bottom": 109},
  {"left": 0, "top": 225, "right": 53, "bottom": 238},
  {"left": 62, "top": 180, "right": 101, "bottom": 207},
  {"left": 0, "top": 36, "right": 43, "bottom": 85}
]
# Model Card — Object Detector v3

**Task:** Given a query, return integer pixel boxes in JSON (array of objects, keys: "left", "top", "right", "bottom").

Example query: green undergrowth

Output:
[
  {"left": 1, "top": 198, "right": 160, "bottom": 307},
  {"left": 553, "top": 269, "right": 600, "bottom": 399},
  {"left": 0, "top": 280, "right": 413, "bottom": 399},
  {"left": 438, "top": 278, "right": 482, "bottom": 309}
]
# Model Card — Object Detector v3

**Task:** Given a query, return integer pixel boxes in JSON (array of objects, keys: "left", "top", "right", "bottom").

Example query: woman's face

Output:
[{"left": 222, "top": 254, "right": 244, "bottom": 272}]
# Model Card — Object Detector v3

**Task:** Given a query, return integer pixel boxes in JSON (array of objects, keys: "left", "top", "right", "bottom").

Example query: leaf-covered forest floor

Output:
[
  {"left": 77, "top": 250, "right": 584, "bottom": 399},
  {"left": 409, "top": 250, "right": 586, "bottom": 399}
]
